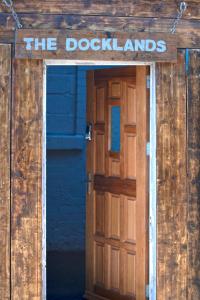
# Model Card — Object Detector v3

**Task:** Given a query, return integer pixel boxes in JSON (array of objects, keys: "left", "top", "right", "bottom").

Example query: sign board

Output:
[{"left": 15, "top": 30, "right": 177, "bottom": 62}]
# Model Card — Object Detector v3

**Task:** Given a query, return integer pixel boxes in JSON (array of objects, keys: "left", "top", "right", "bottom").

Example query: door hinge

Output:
[
  {"left": 87, "top": 172, "right": 93, "bottom": 194},
  {"left": 145, "top": 284, "right": 150, "bottom": 298},
  {"left": 146, "top": 142, "right": 150, "bottom": 156},
  {"left": 146, "top": 75, "right": 150, "bottom": 89}
]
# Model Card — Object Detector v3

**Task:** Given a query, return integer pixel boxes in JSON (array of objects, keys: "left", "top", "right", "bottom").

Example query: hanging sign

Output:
[{"left": 15, "top": 30, "right": 177, "bottom": 62}]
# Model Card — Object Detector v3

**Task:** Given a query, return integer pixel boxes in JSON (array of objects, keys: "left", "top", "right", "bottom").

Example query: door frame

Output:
[{"left": 43, "top": 60, "right": 157, "bottom": 300}]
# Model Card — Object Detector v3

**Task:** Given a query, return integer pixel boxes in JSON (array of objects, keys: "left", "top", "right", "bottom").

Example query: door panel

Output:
[{"left": 85, "top": 67, "right": 148, "bottom": 300}]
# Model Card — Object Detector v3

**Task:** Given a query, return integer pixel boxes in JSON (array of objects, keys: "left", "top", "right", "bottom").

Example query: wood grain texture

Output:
[
  {"left": 0, "top": 14, "right": 200, "bottom": 48},
  {"left": 0, "top": 13, "right": 199, "bottom": 34},
  {"left": 86, "top": 67, "right": 148, "bottom": 300},
  {"left": 0, "top": 30, "right": 14, "bottom": 44},
  {"left": 94, "top": 285, "right": 134, "bottom": 300},
  {"left": 0, "top": 44, "right": 11, "bottom": 300},
  {"left": 11, "top": 59, "right": 43, "bottom": 300},
  {"left": 15, "top": 29, "right": 177, "bottom": 62},
  {"left": 0, "top": 14, "right": 199, "bottom": 46},
  {"left": 187, "top": 49, "right": 200, "bottom": 300},
  {"left": 0, "top": 0, "right": 199, "bottom": 19},
  {"left": 94, "top": 175, "right": 136, "bottom": 198},
  {"left": 157, "top": 50, "right": 187, "bottom": 300}
]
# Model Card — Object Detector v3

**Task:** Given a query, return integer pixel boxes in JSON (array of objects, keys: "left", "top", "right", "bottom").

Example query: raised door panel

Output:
[
  {"left": 124, "top": 134, "right": 136, "bottom": 179},
  {"left": 109, "top": 193, "right": 121, "bottom": 240},
  {"left": 124, "top": 196, "right": 136, "bottom": 244},
  {"left": 96, "top": 85, "right": 105, "bottom": 123},
  {"left": 94, "top": 83, "right": 106, "bottom": 176},
  {"left": 95, "top": 243, "right": 105, "bottom": 287},
  {"left": 95, "top": 192, "right": 105, "bottom": 237},
  {"left": 110, "top": 247, "right": 120, "bottom": 291},
  {"left": 94, "top": 132, "right": 105, "bottom": 175},
  {"left": 109, "top": 157, "right": 121, "bottom": 177},
  {"left": 109, "top": 80, "right": 122, "bottom": 98},
  {"left": 126, "top": 252, "right": 136, "bottom": 297},
  {"left": 125, "top": 83, "right": 136, "bottom": 125}
]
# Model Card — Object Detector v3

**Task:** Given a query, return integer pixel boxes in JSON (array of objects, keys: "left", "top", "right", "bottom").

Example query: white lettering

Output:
[
  {"left": 134, "top": 40, "right": 145, "bottom": 51},
  {"left": 124, "top": 39, "right": 134, "bottom": 51},
  {"left": 90, "top": 38, "right": 101, "bottom": 51},
  {"left": 145, "top": 39, "right": 157, "bottom": 52},
  {"left": 157, "top": 40, "right": 167, "bottom": 52},
  {"left": 47, "top": 38, "right": 57, "bottom": 51},
  {"left": 35, "top": 38, "right": 46, "bottom": 50},
  {"left": 66, "top": 38, "right": 77, "bottom": 51},
  {"left": 25, "top": 37, "right": 168, "bottom": 54},
  {"left": 78, "top": 38, "right": 90, "bottom": 51},
  {"left": 23, "top": 38, "right": 34, "bottom": 50},
  {"left": 113, "top": 38, "right": 123, "bottom": 51},
  {"left": 102, "top": 38, "right": 112, "bottom": 51}
]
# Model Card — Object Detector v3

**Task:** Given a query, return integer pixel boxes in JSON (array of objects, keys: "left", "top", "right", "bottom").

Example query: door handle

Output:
[{"left": 85, "top": 123, "right": 92, "bottom": 141}]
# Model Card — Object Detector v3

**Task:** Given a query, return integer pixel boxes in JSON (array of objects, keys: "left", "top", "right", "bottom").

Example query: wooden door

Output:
[{"left": 85, "top": 67, "right": 149, "bottom": 300}]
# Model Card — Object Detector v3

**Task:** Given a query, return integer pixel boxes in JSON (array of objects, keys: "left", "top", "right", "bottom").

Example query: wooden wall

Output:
[
  {"left": 11, "top": 59, "right": 43, "bottom": 300},
  {"left": 0, "top": 1, "right": 200, "bottom": 48},
  {"left": 0, "top": 44, "right": 11, "bottom": 300},
  {"left": 157, "top": 50, "right": 188, "bottom": 299},
  {"left": 157, "top": 50, "right": 200, "bottom": 300},
  {"left": 0, "top": 1, "right": 199, "bottom": 299},
  {"left": 0, "top": 0, "right": 199, "bottom": 18}
]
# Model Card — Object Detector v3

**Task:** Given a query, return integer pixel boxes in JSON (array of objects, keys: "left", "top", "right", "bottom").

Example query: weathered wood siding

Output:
[
  {"left": 157, "top": 50, "right": 188, "bottom": 299},
  {"left": 1, "top": 18, "right": 200, "bottom": 49},
  {"left": 187, "top": 49, "right": 200, "bottom": 300},
  {"left": 0, "top": 1, "right": 199, "bottom": 299},
  {"left": 0, "top": 44, "right": 11, "bottom": 300},
  {"left": 0, "top": 0, "right": 199, "bottom": 19},
  {"left": 157, "top": 49, "right": 200, "bottom": 300},
  {"left": 0, "top": 1, "right": 200, "bottom": 48},
  {"left": 11, "top": 59, "right": 43, "bottom": 300}
]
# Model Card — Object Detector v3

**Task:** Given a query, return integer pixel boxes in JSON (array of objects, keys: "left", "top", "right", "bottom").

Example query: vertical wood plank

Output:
[
  {"left": 187, "top": 49, "right": 200, "bottom": 300},
  {"left": 157, "top": 50, "right": 187, "bottom": 300},
  {"left": 11, "top": 59, "right": 43, "bottom": 300},
  {"left": 0, "top": 44, "right": 11, "bottom": 300}
]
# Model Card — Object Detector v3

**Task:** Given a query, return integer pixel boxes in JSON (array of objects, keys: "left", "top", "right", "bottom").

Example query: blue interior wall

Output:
[
  {"left": 47, "top": 65, "right": 115, "bottom": 251},
  {"left": 47, "top": 66, "right": 86, "bottom": 251},
  {"left": 47, "top": 65, "right": 118, "bottom": 300}
]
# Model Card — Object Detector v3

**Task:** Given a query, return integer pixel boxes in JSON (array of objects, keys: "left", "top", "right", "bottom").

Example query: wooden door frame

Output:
[{"left": 43, "top": 60, "right": 157, "bottom": 300}]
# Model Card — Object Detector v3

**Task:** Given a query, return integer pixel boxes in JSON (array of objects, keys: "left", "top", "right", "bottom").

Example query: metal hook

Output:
[{"left": 180, "top": 2, "right": 187, "bottom": 12}]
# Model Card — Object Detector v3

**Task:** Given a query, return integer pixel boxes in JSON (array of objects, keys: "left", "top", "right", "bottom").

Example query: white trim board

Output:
[
  {"left": 42, "top": 63, "right": 47, "bottom": 300},
  {"left": 42, "top": 60, "right": 157, "bottom": 300},
  {"left": 45, "top": 60, "right": 154, "bottom": 66}
]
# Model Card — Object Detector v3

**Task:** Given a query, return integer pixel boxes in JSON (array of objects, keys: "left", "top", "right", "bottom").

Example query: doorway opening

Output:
[{"left": 44, "top": 62, "right": 156, "bottom": 300}]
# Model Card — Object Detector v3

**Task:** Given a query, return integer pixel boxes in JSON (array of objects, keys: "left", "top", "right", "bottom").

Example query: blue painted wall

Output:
[
  {"left": 47, "top": 66, "right": 87, "bottom": 251},
  {"left": 46, "top": 65, "right": 117, "bottom": 300},
  {"left": 47, "top": 65, "right": 116, "bottom": 251}
]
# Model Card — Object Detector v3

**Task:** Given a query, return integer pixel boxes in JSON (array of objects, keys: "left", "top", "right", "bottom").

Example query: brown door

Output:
[{"left": 85, "top": 67, "right": 149, "bottom": 300}]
